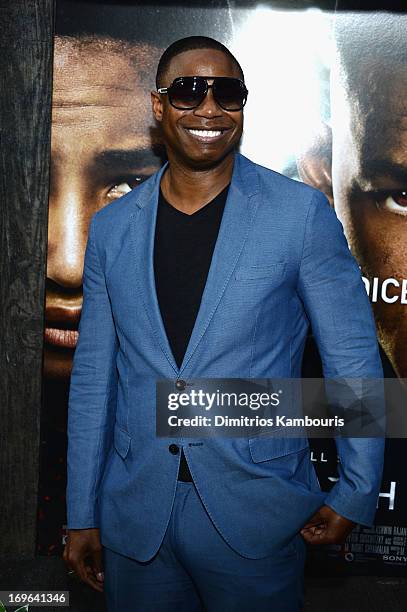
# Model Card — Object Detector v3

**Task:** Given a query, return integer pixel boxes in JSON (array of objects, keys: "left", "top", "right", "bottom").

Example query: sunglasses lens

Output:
[
  {"left": 168, "top": 77, "right": 206, "bottom": 109},
  {"left": 213, "top": 78, "right": 247, "bottom": 111}
]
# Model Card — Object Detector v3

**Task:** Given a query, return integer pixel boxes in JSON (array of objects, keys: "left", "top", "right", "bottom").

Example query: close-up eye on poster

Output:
[{"left": 1, "top": 1, "right": 407, "bottom": 611}]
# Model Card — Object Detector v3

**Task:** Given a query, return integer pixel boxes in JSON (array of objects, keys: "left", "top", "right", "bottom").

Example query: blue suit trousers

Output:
[{"left": 104, "top": 481, "right": 306, "bottom": 612}]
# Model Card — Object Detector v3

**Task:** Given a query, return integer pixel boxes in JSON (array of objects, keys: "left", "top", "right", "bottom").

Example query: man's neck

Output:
[{"left": 160, "top": 152, "right": 235, "bottom": 215}]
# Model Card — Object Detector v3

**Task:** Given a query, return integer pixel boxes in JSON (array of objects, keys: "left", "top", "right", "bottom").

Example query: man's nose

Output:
[
  {"left": 193, "top": 85, "right": 223, "bottom": 118},
  {"left": 47, "top": 190, "right": 90, "bottom": 289}
]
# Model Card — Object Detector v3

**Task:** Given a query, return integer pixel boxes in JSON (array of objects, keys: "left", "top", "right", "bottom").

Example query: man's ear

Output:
[
  {"left": 151, "top": 90, "right": 163, "bottom": 122},
  {"left": 296, "top": 122, "right": 334, "bottom": 207}
]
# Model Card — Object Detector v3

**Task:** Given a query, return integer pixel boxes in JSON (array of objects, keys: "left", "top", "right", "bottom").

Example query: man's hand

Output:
[
  {"left": 300, "top": 505, "right": 356, "bottom": 545},
  {"left": 63, "top": 528, "right": 104, "bottom": 592}
]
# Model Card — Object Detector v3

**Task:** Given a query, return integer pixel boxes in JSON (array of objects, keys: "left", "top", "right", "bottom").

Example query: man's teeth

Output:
[{"left": 187, "top": 128, "right": 223, "bottom": 138}]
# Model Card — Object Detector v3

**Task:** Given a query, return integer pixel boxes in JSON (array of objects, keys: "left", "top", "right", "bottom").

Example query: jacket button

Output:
[
  {"left": 169, "top": 444, "right": 179, "bottom": 455},
  {"left": 175, "top": 379, "right": 186, "bottom": 391}
]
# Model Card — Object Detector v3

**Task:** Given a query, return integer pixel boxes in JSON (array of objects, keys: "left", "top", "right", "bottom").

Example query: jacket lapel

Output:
[
  {"left": 130, "top": 162, "right": 179, "bottom": 375},
  {"left": 179, "top": 153, "right": 261, "bottom": 375}
]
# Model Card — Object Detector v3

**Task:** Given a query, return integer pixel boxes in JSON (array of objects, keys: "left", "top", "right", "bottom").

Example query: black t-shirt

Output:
[{"left": 154, "top": 183, "right": 229, "bottom": 369}]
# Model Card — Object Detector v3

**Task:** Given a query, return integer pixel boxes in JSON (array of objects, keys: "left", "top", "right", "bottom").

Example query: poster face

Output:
[{"left": 39, "top": 0, "right": 407, "bottom": 576}]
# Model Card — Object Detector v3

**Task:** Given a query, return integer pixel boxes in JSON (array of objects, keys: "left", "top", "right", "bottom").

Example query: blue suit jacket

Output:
[{"left": 67, "top": 152, "right": 384, "bottom": 561}]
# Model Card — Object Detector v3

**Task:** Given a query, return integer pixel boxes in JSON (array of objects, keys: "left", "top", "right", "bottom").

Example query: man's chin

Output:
[
  {"left": 181, "top": 147, "right": 236, "bottom": 171},
  {"left": 43, "top": 345, "right": 74, "bottom": 380}
]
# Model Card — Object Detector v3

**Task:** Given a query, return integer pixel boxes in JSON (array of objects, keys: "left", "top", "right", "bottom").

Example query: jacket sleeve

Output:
[
  {"left": 66, "top": 214, "right": 119, "bottom": 529},
  {"left": 296, "top": 189, "right": 385, "bottom": 526}
]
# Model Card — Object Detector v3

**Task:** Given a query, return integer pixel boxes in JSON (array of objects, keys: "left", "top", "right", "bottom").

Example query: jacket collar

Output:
[{"left": 132, "top": 152, "right": 260, "bottom": 210}]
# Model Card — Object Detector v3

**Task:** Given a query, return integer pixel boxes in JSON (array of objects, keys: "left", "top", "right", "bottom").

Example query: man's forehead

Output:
[
  {"left": 356, "top": 103, "right": 407, "bottom": 168},
  {"left": 338, "top": 59, "right": 407, "bottom": 116},
  {"left": 54, "top": 44, "right": 155, "bottom": 90},
  {"left": 52, "top": 55, "right": 152, "bottom": 114},
  {"left": 334, "top": 64, "right": 407, "bottom": 157},
  {"left": 338, "top": 121, "right": 407, "bottom": 186}
]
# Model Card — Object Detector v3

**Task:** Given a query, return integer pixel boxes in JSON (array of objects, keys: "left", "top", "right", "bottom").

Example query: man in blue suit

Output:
[{"left": 64, "top": 37, "right": 384, "bottom": 611}]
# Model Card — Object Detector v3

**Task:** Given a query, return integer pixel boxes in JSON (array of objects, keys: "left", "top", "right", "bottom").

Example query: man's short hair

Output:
[{"left": 155, "top": 35, "right": 244, "bottom": 88}]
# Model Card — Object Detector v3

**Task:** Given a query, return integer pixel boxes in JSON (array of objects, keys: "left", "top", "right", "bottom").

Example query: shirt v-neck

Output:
[
  {"left": 153, "top": 182, "right": 230, "bottom": 369},
  {"left": 158, "top": 182, "right": 230, "bottom": 219}
]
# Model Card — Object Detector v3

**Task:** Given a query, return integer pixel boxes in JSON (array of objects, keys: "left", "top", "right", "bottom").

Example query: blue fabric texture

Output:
[
  {"left": 103, "top": 481, "right": 306, "bottom": 612},
  {"left": 67, "top": 152, "right": 384, "bottom": 563}
]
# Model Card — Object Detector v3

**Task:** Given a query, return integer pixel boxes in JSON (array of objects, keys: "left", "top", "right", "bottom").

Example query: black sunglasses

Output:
[{"left": 157, "top": 76, "right": 248, "bottom": 111}]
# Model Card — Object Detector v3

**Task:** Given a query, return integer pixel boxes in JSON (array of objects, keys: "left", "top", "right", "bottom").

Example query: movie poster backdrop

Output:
[{"left": 38, "top": 0, "right": 407, "bottom": 576}]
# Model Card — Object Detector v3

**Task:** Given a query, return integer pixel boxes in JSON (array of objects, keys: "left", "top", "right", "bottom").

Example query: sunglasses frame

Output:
[{"left": 157, "top": 76, "right": 248, "bottom": 111}]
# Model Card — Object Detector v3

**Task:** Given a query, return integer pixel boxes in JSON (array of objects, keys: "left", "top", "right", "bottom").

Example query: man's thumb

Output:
[{"left": 303, "top": 511, "right": 323, "bottom": 529}]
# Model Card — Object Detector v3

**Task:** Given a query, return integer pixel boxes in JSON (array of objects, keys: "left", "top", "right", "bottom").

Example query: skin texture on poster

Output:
[
  {"left": 298, "top": 12, "right": 407, "bottom": 380},
  {"left": 295, "top": 10, "right": 407, "bottom": 575},
  {"left": 46, "top": 35, "right": 162, "bottom": 381}
]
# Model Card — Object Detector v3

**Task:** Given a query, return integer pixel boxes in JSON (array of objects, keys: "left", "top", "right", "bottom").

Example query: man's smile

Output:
[{"left": 183, "top": 126, "right": 231, "bottom": 142}]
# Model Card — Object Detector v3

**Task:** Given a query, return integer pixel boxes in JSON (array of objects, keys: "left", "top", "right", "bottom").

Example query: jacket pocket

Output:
[
  {"left": 248, "top": 434, "right": 309, "bottom": 463},
  {"left": 234, "top": 262, "right": 286, "bottom": 281},
  {"left": 114, "top": 423, "right": 131, "bottom": 460}
]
